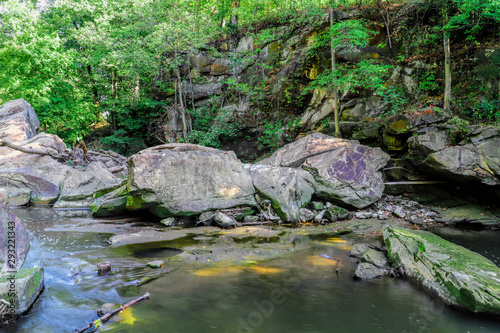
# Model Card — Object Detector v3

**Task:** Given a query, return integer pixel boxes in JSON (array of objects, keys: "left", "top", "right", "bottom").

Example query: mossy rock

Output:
[
  {"left": 383, "top": 225, "right": 500, "bottom": 315},
  {"left": 324, "top": 205, "right": 350, "bottom": 222},
  {"left": 386, "top": 118, "right": 412, "bottom": 135},
  {"left": 383, "top": 132, "right": 406, "bottom": 151},
  {"left": 0, "top": 267, "right": 44, "bottom": 316}
]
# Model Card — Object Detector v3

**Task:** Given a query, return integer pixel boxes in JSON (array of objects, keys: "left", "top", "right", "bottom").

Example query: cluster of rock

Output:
[
  {"left": 0, "top": 99, "right": 125, "bottom": 208},
  {"left": 347, "top": 111, "right": 500, "bottom": 192},
  {"left": 0, "top": 99, "right": 390, "bottom": 225},
  {"left": 350, "top": 243, "right": 391, "bottom": 280},
  {"left": 91, "top": 133, "right": 390, "bottom": 223},
  {"left": 346, "top": 223, "right": 500, "bottom": 316},
  {"left": 353, "top": 195, "right": 438, "bottom": 225}
]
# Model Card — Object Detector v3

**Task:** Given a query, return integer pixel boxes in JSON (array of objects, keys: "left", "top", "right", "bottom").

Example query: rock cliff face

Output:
[
  {"left": 383, "top": 225, "right": 500, "bottom": 315},
  {"left": 147, "top": 8, "right": 499, "bottom": 206}
]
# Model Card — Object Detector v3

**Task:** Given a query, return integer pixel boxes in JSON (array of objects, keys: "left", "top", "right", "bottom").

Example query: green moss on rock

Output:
[{"left": 383, "top": 225, "right": 500, "bottom": 315}]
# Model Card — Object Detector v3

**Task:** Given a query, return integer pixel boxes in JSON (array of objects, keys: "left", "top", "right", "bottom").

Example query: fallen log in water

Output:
[{"left": 75, "top": 292, "right": 150, "bottom": 333}]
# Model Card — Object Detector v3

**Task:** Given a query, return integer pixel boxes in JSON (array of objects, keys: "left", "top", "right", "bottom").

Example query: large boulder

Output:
[
  {"left": 257, "top": 133, "right": 389, "bottom": 209},
  {"left": 408, "top": 131, "right": 449, "bottom": 157},
  {"left": 302, "top": 145, "right": 390, "bottom": 208},
  {"left": 424, "top": 137, "right": 500, "bottom": 185},
  {"left": 0, "top": 99, "right": 125, "bottom": 207},
  {"left": 383, "top": 225, "right": 500, "bottom": 315},
  {"left": 0, "top": 98, "right": 39, "bottom": 143},
  {"left": 124, "top": 144, "right": 256, "bottom": 217},
  {"left": 0, "top": 155, "right": 69, "bottom": 204},
  {"left": 258, "top": 133, "right": 359, "bottom": 168},
  {"left": 0, "top": 267, "right": 44, "bottom": 317},
  {"left": 0, "top": 189, "right": 43, "bottom": 318},
  {"left": 53, "top": 162, "right": 123, "bottom": 208},
  {"left": 245, "top": 164, "right": 314, "bottom": 221}
]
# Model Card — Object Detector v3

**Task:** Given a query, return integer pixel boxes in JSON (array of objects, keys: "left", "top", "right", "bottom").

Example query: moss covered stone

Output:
[
  {"left": 383, "top": 225, "right": 500, "bottom": 315},
  {"left": 0, "top": 267, "right": 44, "bottom": 316}
]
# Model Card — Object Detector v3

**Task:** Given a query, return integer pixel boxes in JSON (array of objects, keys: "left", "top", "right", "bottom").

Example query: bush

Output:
[
  {"left": 471, "top": 99, "right": 500, "bottom": 123},
  {"left": 382, "top": 86, "right": 409, "bottom": 115},
  {"left": 258, "top": 120, "right": 283, "bottom": 150}
]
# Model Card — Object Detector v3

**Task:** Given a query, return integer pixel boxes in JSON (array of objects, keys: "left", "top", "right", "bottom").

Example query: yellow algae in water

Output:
[
  {"left": 306, "top": 255, "right": 343, "bottom": 267},
  {"left": 218, "top": 185, "right": 241, "bottom": 197},
  {"left": 247, "top": 265, "right": 284, "bottom": 275},
  {"left": 192, "top": 265, "right": 243, "bottom": 277},
  {"left": 119, "top": 307, "right": 136, "bottom": 326},
  {"left": 313, "top": 238, "right": 351, "bottom": 251},
  {"left": 220, "top": 227, "right": 261, "bottom": 235}
]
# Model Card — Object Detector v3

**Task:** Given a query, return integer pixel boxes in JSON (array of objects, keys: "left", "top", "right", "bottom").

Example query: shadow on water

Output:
[{"left": 1, "top": 207, "right": 499, "bottom": 332}]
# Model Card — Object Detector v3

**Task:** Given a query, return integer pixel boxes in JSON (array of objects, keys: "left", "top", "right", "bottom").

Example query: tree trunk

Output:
[
  {"left": 230, "top": 1, "right": 239, "bottom": 25},
  {"left": 113, "top": 69, "right": 118, "bottom": 100},
  {"left": 443, "top": 31, "right": 452, "bottom": 112},
  {"left": 87, "top": 65, "right": 99, "bottom": 106},
  {"left": 176, "top": 70, "right": 188, "bottom": 140},
  {"left": 330, "top": 2, "right": 340, "bottom": 137},
  {"left": 133, "top": 73, "right": 140, "bottom": 106},
  {"left": 112, "top": 69, "right": 118, "bottom": 131}
]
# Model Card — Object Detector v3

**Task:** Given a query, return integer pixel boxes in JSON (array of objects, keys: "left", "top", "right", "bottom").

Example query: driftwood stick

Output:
[
  {"left": 195, "top": 213, "right": 216, "bottom": 226},
  {"left": 240, "top": 221, "right": 274, "bottom": 226},
  {"left": 75, "top": 292, "right": 150, "bottom": 333},
  {"left": 109, "top": 165, "right": 127, "bottom": 173},
  {"left": 0, "top": 138, "right": 68, "bottom": 160}
]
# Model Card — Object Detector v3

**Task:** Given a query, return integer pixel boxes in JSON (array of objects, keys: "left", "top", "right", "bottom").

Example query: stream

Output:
[{"left": 2, "top": 207, "right": 500, "bottom": 333}]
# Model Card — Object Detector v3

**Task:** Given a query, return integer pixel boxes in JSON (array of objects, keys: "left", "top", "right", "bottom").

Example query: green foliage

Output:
[
  {"left": 304, "top": 60, "right": 392, "bottom": 97},
  {"left": 100, "top": 98, "right": 163, "bottom": 155},
  {"left": 445, "top": 115, "right": 471, "bottom": 143},
  {"left": 258, "top": 120, "right": 284, "bottom": 150},
  {"left": 188, "top": 102, "right": 241, "bottom": 148},
  {"left": 419, "top": 73, "right": 439, "bottom": 93},
  {"left": 304, "top": 19, "right": 392, "bottom": 98},
  {"left": 471, "top": 100, "right": 500, "bottom": 123},
  {"left": 382, "top": 86, "right": 409, "bottom": 115},
  {"left": 329, "top": 19, "right": 372, "bottom": 50}
]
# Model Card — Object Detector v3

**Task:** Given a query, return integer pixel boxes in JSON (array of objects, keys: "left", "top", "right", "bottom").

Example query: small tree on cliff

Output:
[
  {"left": 420, "top": 0, "right": 500, "bottom": 111},
  {"left": 306, "top": 18, "right": 391, "bottom": 137}
]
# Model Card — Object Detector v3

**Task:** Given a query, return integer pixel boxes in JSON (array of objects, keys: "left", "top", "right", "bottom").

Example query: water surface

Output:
[{"left": 3, "top": 207, "right": 499, "bottom": 332}]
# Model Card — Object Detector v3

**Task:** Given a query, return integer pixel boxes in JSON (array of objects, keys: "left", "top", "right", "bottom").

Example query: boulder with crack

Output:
[{"left": 245, "top": 164, "right": 314, "bottom": 222}]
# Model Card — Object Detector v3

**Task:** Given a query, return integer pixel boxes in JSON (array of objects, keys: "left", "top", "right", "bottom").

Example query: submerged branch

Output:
[{"left": 75, "top": 292, "right": 150, "bottom": 333}]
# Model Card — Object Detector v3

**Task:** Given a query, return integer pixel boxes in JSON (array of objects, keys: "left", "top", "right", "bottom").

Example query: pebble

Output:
[
  {"left": 354, "top": 195, "right": 438, "bottom": 223},
  {"left": 355, "top": 211, "right": 373, "bottom": 219},
  {"left": 147, "top": 260, "right": 165, "bottom": 268}
]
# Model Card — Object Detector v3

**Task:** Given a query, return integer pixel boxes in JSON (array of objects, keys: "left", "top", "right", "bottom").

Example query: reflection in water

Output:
[
  {"left": 1, "top": 207, "right": 499, "bottom": 332},
  {"left": 432, "top": 226, "right": 500, "bottom": 265}
]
